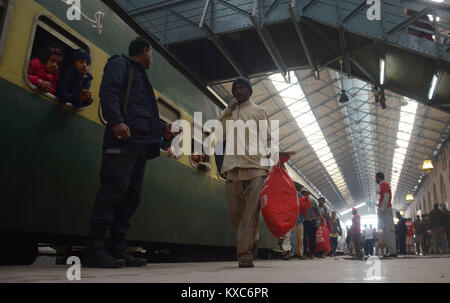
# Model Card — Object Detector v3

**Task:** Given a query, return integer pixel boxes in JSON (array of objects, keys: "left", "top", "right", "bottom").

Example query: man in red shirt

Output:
[
  {"left": 376, "top": 172, "right": 397, "bottom": 257},
  {"left": 351, "top": 208, "right": 363, "bottom": 258}
]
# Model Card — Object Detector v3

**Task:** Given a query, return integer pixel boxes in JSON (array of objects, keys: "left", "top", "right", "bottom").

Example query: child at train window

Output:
[
  {"left": 56, "top": 49, "right": 94, "bottom": 108},
  {"left": 27, "top": 47, "right": 64, "bottom": 95}
]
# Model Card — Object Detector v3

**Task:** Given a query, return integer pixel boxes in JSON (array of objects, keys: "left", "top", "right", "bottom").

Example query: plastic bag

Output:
[
  {"left": 260, "top": 154, "right": 299, "bottom": 238},
  {"left": 315, "top": 222, "right": 331, "bottom": 254}
]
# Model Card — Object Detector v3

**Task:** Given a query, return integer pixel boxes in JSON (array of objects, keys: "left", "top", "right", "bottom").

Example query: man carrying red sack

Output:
[{"left": 219, "top": 78, "right": 272, "bottom": 269}]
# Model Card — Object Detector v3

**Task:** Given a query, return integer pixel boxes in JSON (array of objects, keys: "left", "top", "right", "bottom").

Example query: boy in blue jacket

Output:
[{"left": 56, "top": 49, "right": 93, "bottom": 108}]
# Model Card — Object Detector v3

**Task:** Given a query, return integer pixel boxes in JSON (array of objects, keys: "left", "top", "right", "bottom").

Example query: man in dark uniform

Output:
[
  {"left": 396, "top": 211, "right": 407, "bottom": 255},
  {"left": 84, "top": 38, "right": 179, "bottom": 268}
]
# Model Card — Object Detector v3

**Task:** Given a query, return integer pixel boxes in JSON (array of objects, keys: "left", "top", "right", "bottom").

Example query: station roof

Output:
[{"left": 107, "top": 0, "right": 450, "bottom": 214}]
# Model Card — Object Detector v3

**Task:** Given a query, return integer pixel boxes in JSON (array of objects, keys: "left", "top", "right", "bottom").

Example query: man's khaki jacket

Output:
[{"left": 219, "top": 100, "right": 272, "bottom": 177}]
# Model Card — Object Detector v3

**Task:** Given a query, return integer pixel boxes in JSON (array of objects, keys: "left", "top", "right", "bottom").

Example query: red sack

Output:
[
  {"left": 260, "top": 154, "right": 299, "bottom": 239},
  {"left": 315, "top": 222, "right": 331, "bottom": 253}
]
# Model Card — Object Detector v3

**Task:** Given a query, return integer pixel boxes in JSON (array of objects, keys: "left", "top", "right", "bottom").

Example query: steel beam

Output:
[
  {"left": 388, "top": 7, "right": 432, "bottom": 36},
  {"left": 303, "top": 0, "right": 319, "bottom": 13},
  {"left": 289, "top": 1, "right": 318, "bottom": 79},
  {"left": 200, "top": 1, "right": 247, "bottom": 77},
  {"left": 265, "top": 0, "right": 281, "bottom": 18},
  {"left": 128, "top": 0, "right": 192, "bottom": 17},
  {"left": 216, "top": 0, "right": 251, "bottom": 16},
  {"left": 343, "top": 1, "right": 368, "bottom": 24},
  {"left": 250, "top": 1, "right": 289, "bottom": 82}
]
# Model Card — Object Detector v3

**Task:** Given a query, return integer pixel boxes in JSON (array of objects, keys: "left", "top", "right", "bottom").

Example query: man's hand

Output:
[
  {"left": 38, "top": 81, "right": 52, "bottom": 92},
  {"left": 80, "top": 89, "right": 93, "bottom": 104},
  {"left": 113, "top": 123, "right": 131, "bottom": 141},
  {"left": 164, "top": 123, "right": 182, "bottom": 140},
  {"left": 167, "top": 146, "right": 177, "bottom": 159}
]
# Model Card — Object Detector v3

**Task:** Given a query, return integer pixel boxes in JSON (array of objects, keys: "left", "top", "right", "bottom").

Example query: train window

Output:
[
  {"left": 191, "top": 129, "right": 211, "bottom": 172},
  {"left": 25, "top": 15, "right": 91, "bottom": 101},
  {"left": 158, "top": 98, "right": 180, "bottom": 153},
  {"left": 0, "top": 0, "right": 13, "bottom": 58}
]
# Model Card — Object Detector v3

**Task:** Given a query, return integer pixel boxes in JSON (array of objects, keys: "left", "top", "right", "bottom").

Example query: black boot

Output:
[
  {"left": 109, "top": 239, "right": 148, "bottom": 267},
  {"left": 84, "top": 240, "right": 126, "bottom": 268}
]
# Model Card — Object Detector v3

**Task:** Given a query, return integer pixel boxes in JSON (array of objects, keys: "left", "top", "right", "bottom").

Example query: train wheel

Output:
[{"left": 0, "top": 233, "right": 38, "bottom": 266}]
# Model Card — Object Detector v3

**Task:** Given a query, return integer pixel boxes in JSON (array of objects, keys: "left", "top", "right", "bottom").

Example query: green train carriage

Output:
[
  {"left": 0, "top": 0, "right": 283, "bottom": 264},
  {"left": 0, "top": 0, "right": 338, "bottom": 264}
]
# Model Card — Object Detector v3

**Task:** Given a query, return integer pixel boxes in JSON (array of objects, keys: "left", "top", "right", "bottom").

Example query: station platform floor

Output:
[{"left": 0, "top": 255, "right": 449, "bottom": 283}]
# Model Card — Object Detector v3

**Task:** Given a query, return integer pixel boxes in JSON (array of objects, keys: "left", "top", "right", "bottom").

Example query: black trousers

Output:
[
  {"left": 330, "top": 237, "right": 338, "bottom": 255},
  {"left": 398, "top": 234, "right": 407, "bottom": 254},
  {"left": 90, "top": 144, "right": 148, "bottom": 241},
  {"left": 303, "top": 220, "right": 317, "bottom": 256},
  {"left": 364, "top": 239, "right": 373, "bottom": 255}
]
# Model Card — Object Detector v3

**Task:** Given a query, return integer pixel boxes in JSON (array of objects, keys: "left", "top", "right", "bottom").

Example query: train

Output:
[{"left": 0, "top": 0, "right": 347, "bottom": 264}]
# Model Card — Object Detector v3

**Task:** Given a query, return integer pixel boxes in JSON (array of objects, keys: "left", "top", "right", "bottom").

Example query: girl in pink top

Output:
[{"left": 28, "top": 47, "right": 64, "bottom": 95}]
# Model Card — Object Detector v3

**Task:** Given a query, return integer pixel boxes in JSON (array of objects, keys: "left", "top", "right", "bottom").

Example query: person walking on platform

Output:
[
  {"left": 219, "top": 78, "right": 272, "bottom": 268},
  {"left": 396, "top": 211, "right": 407, "bottom": 255},
  {"left": 345, "top": 227, "right": 352, "bottom": 255},
  {"left": 414, "top": 215, "right": 425, "bottom": 255},
  {"left": 405, "top": 218, "right": 416, "bottom": 255},
  {"left": 363, "top": 225, "right": 374, "bottom": 256},
  {"left": 303, "top": 191, "right": 321, "bottom": 259},
  {"left": 376, "top": 172, "right": 397, "bottom": 257},
  {"left": 351, "top": 208, "right": 363, "bottom": 258},
  {"left": 429, "top": 203, "right": 449, "bottom": 255},
  {"left": 440, "top": 203, "right": 450, "bottom": 247},
  {"left": 84, "top": 38, "right": 179, "bottom": 268},
  {"left": 422, "top": 213, "right": 432, "bottom": 255},
  {"left": 330, "top": 211, "right": 341, "bottom": 256},
  {"left": 293, "top": 183, "right": 307, "bottom": 260}
]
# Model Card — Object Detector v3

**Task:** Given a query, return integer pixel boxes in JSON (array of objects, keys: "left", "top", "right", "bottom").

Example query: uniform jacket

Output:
[
  {"left": 27, "top": 58, "right": 60, "bottom": 95},
  {"left": 56, "top": 65, "right": 93, "bottom": 108},
  {"left": 429, "top": 209, "right": 445, "bottom": 229},
  {"left": 219, "top": 100, "right": 271, "bottom": 176},
  {"left": 99, "top": 55, "right": 166, "bottom": 159}
]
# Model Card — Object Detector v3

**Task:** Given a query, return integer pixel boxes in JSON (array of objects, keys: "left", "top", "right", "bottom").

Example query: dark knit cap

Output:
[
  {"left": 73, "top": 49, "right": 91, "bottom": 64},
  {"left": 232, "top": 77, "right": 253, "bottom": 96}
]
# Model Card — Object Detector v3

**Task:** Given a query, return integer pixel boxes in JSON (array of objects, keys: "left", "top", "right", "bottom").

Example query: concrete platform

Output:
[{"left": 0, "top": 256, "right": 449, "bottom": 283}]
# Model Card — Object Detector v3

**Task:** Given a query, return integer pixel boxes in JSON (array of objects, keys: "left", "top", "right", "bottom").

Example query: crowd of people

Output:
[
  {"left": 345, "top": 203, "right": 450, "bottom": 258},
  {"left": 279, "top": 184, "right": 342, "bottom": 260}
]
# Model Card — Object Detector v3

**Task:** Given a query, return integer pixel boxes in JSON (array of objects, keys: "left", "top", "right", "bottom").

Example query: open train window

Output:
[
  {"left": 25, "top": 14, "right": 91, "bottom": 102},
  {"left": 0, "top": 0, "right": 13, "bottom": 58},
  {"left": 191, "top": 128, "right": 211, "bottom": 172},
  {"left": 158, "top": 97, "right": 181, "bottom": 152}
]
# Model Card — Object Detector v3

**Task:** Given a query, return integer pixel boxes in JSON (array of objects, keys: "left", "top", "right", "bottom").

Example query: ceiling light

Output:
[
  {"left": 390, "top": 99, "right": 418, "bottom": 203},
  {"left": 380, "top": 58, "right": 385, "bottom": 85},
  {"left": 340, "top": 202, "right": 366, "bottom": 215},
  {"left": 339, "top": 90, "right": 349, "bottom": 103},
  {"left": 422, "top": 160, "right": 434, "bottom": 173},
  {"left": 406, "top": 194, "right": 414, "bottom": 201},
  {"left": 428, "top": 74, "right": 438, "bottom": 100},
  {"left": 270, "top": 72, "right": 353, "bottom": 204}
]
